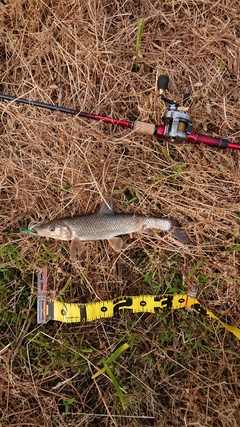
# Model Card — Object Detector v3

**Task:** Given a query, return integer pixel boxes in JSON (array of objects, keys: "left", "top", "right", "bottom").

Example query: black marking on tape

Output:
[
  {"left": 140, "top": 300, "right": 147, "bottom": 306},
  {"left": 47, "top": 302, "right": 54, "bottom": 320},
  {"left": 79, "top": 304, "right": 87, "bottom": 322},
  {"left": 191, "top": 303, "right": 207, "bottom": 315},
  {"left": 159, "top": 295, "right": 174, "bottom": 310},
  {"left": 113, "top": 297, "right": 133, "bottom": 316}
]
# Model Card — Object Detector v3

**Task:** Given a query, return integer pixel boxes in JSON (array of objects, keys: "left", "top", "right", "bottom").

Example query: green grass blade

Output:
[
  {"left": 59, "top": 184, "right": 73, "bottom": 192},
  {"left": 228, "top": 245, "right": 240, "bottom": 251},
  {"left": 113, "top": 186, "right": 138, "bottom": 204},
  {"left": 135, "top": 18, "right": 144, "bottom": 69},
  {"left": 188, "top": 259, "right": 203, "bottom": 278},
  {"left": 41, "top": 243, "right": 54, "bottom": 260},
  {"left": 173, "top": 163, "right": 187, "bottom": 181},
  {"left": 104, "top": 343, "right": 129, "bottom": 365},
  {"left": 8, "top": 245, "right": 24, "bottom": 272},
  {"left": 60, "top": 276, "right": 72, "bottom": 294},
  {"left": 103, "top": 362, "right": 125, "bottom": 410},
  {"left": 92, "top": 343, "right": 129, "bottom": 379},
  {"left": 63, "top": 398, "right": 75, "bottom": 415},
  {"left": 0, "top": 246, "right": 9, "bottom": 256}
]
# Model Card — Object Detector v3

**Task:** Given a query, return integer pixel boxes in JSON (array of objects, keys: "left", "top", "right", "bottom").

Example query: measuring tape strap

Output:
[
  {"left": 202, "top": 306, "right": 240, "bottom": 339},
  {"left": 44, "top": 294, "right": 240, "bottom": 340},
  {"left": 46, "top": 294, "right": 186, "bottom": 323}
]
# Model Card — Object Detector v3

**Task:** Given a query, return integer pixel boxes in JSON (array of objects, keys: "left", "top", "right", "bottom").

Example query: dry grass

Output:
[{"left": 0, "top": 0, "right": 240, "bottom": 426}]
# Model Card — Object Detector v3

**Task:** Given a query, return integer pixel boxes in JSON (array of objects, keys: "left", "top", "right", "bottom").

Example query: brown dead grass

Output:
[{"left": 0, "top": 0, "right": 240, "bottom": 426}]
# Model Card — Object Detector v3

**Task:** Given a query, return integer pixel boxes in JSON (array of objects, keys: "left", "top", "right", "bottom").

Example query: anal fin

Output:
[{"left": 142, "top": 228, "right": 155, "bottom": 236}]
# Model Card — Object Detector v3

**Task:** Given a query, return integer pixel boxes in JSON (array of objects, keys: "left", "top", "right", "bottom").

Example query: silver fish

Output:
[{"left": 32, "top": 201, "right": 190, "bottom": 261}]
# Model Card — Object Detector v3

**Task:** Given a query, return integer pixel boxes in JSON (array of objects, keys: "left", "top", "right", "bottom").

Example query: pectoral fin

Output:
[
  {"left": 108, "top": 236, "right": 123, "bottom": 252},
  {"left": 70, "top": 238, "right": 85, "bottom": 261}
]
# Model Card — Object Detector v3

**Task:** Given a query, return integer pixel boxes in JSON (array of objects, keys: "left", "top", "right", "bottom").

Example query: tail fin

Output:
[{"left": 169, "top": 220, "right": 190, "bottom": 244}]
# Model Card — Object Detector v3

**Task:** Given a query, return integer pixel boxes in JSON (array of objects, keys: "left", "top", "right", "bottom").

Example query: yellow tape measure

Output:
[{"left": 43, "top": 294, "right": 240, "bottom": 340}]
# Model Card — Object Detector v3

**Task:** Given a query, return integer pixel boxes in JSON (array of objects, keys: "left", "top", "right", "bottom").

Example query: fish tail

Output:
[{"left": 169, "top": 220, "right": 190, "bottom": 244}]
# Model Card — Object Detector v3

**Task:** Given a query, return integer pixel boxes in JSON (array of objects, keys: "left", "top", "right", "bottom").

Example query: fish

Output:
[{"left": 31, "top": 201, "right": 190, "bottom": 261}]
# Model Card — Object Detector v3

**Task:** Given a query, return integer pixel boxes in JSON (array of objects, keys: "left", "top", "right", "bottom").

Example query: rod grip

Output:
[
  {"left": 157, "top": 75, "right": 169, "bottom": 91},
  {"left": 133, "top": 121, "right": 156, "bottom": 135}
]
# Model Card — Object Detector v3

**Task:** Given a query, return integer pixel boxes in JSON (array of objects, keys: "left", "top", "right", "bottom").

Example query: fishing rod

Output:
[{"left": 0, "top": 75, "right": 239, "bottom": 150}]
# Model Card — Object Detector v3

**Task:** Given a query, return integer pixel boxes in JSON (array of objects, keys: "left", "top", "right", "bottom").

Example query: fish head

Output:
[{"left": 33, "top": 220, "right": 72, "bottom": 241}]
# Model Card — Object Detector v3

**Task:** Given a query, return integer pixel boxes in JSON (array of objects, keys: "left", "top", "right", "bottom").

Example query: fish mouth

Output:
[{"left": 22, "top": 222, "right": 43, "bottom": 236}]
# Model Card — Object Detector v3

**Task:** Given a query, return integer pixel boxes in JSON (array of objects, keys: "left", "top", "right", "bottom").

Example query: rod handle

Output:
[
  {"left": 157, "top": 75, "right": 169, "bottom": 91},
  {"left": 133, "top": 121, "right": 156, "bottom": 135}
]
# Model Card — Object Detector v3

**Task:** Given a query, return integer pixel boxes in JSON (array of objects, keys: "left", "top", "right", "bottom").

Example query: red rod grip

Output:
[
  {"left": 187, "top": 133, "right": 240, "bottom": 150},
  {"left": 155, "top": 127, "right": 240, "bottom": 150}
]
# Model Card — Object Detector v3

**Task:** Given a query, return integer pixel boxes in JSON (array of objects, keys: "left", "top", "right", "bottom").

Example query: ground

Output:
[{"left": 0, "top": 1, "right": 239, "bottom": 426}]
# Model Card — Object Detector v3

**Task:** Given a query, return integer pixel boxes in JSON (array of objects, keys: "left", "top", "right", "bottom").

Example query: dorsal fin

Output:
[{"left": 98, "top": 198, "right": 114, "bottom": 214}]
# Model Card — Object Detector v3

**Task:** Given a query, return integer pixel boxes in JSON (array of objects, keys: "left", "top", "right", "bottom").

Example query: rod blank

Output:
[{"left": 0, "top": 92, "right": 239, "bottom": 150}]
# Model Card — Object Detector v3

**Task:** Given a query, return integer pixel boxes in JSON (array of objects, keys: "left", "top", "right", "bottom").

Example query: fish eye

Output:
[{"left": 49, "top": 224, "right": 55, "bottom": 232}]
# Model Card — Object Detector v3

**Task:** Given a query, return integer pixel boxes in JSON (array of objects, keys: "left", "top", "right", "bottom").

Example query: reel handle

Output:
[
  {"left": 183, "top": 92, "right": 192, "bottom": 106},
  {"left": 157, "top": 75, "right": 169, "bottom": 91}
]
